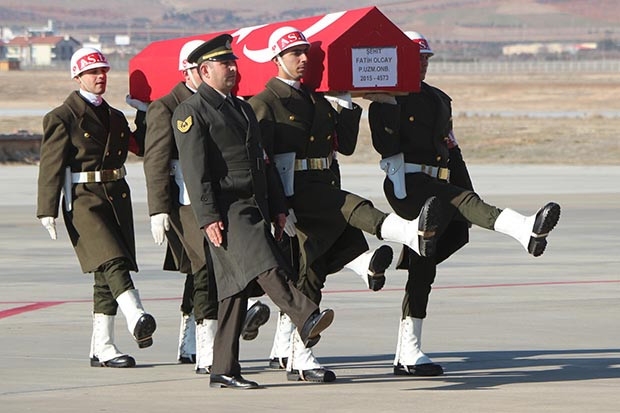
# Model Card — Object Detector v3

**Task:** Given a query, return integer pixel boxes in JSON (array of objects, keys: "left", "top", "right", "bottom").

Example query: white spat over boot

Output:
[
  {"left": 90, "top": 313, "right": 135, "bottom": 368},
  {"left": 286, "top": 330, "right": 336, "bottom": 383},
  {"left": 177, "top": 312, "right": 196, "bottom": 363},
  {"left": 268, "top": 312, "right": 295, "bottom": 369},
  {"left": 380, "top": 196, "right": 441, "bottom": 257},
  {"left": 494, "top": 202, "right": 561, "bottom": 257},
  {"left": 195, "top": 319, "right": 217, "bottom": 374},
  {"left": 344, "top": 245, "right": 393, "bottom": 291},
  {"left": 393, "top": 317, "right": 443, "bottom": 376},
  {"left": 116, "top": 289, "right": 157, "bottom": 348}
]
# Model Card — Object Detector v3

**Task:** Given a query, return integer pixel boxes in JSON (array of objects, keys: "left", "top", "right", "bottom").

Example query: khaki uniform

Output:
[
  {"left": 144, "top": 81, "right": 217, "bottom": 320},
  {"left": 250, "top": 79, "right": 383, "bottom": 304},
  {"left": 369, "top": 82, "right": 497, "bottom": 319},
  {"left": 37, "top": 91, "right": 137, "bottom": 274}
]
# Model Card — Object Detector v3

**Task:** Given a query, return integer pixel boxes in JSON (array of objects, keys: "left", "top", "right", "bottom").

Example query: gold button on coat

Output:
[
  {"left": 84, "top": 132, "right": 90, "bottom": 138},
  {"left": 409, "top": 116, "right": 414, "bottom": 122}
]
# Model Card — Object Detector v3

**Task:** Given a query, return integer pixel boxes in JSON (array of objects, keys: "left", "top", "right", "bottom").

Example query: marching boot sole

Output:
[
  {"left": 241, "top": 302, "right": 271, "bottom": 341},
  {"left": 417, "top": 196, "right": 442, "bottom": 257},
  {"left": 528, "top": 202, "right": 561, "bottom": 257},
  {"left": 367, "top": 245, "right": 393, "bottom": 291},
  {"left": 302, "top": 309, "right": 334, "bottom": 348},
  {"left": 133, "top": 314, "right": 157, "bottom": 349}
]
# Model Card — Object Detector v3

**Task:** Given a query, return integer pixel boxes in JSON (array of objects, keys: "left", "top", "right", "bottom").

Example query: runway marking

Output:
[
  {"left": 322, "top": 279, "right": 620, "bottom": 294},
  {"left": 0, "top": 301, "right": 65, "bottom": 319},
  {"left": 1, "top": 279, "right": 618, "bottom": 319}
]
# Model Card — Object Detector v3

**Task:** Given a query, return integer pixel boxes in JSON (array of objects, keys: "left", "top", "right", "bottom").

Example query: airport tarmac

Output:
[{"left": 1, "top": 163, "right": 619, "bottom": 412}]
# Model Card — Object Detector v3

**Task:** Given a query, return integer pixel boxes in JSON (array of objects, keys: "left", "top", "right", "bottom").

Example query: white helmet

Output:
[
  {"left": 404, "top": 31, "right": 434, "bottom": 56},
  {"left": 70, "top": 47, "right": 110, "bottom": 78},
  {"left": 178, "top": 39, "right": 205, "bottom": 71},
  {"left": 268, "top": 26, "right": 310, "bottom": 59}
]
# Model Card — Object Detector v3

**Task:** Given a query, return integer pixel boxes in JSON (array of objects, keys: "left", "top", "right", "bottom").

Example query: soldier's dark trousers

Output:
[
  {"left": 93, "top": 257, "right": 135, "bottom": 315},
  {"left": 296, "top": 200, "right": 388, "bottom": 304},
  {"left": 180, "top": 273, "right": 194, "bottom": 315},
  {"left": 193, "top": 265, "right": 218, "bottom": 322}
]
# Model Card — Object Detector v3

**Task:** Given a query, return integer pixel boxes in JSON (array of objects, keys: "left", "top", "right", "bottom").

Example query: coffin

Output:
[{"left": 129, "top": 6, "right": 419, "bottom": 102}]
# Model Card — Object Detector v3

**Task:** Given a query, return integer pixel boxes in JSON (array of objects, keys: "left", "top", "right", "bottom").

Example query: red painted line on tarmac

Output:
[
  {"left": 323, "top": 279, "right": 620, "bottom": 294},
  {"left": 1, "top": 280, "right": 618, "bottom": 317},
  {"left": 0, "top": 301, "right": 66, "bottom": 319}
]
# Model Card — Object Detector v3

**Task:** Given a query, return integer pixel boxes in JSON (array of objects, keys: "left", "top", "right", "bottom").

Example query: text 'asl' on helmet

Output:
[
  {"left": 404, "top": 31, "right": 434, "bottom": 55},
  {"left": 70, "top": 47, "right": 110, "bottom": 78},
  {"left": 268, "top": 26, "right": 310, "bottom": 59}
]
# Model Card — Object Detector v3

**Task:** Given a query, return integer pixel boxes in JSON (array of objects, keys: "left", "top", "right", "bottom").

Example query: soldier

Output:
[
  {"left": 366, "top": 31, "right": 561, "bottom": 376},
  {"left": 172, "top": 34, "right": 335, "bottom": 389},
  {"left": 37, "top": 47, "right": 156, "bottom": 368},
  {"left": 140, "top": 39, "right": 271, "bottom": 373},
  {"left": 248, "top": 26, "right": 442, "bottom": 383}
]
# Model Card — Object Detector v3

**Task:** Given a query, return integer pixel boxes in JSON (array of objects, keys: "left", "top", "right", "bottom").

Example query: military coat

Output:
[
  {"left": 37, "top": 91, "right": 137, "bottom": 273},
  {"left": 144, "top": 81, "right": 207, "bottom": 274},
  {"left": 173, "top": 83, "right": 287, "bottom": 300},
  {"left": 249, "top": 78, "right": 368, "bottom": 275},
  {"left": 368, "top": 82, "right": 474, "bottom": 266}
]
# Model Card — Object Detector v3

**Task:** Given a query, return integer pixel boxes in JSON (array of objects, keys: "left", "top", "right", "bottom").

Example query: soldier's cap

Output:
[{"left": 188, "top": 34, "right": 238, "bottom": 65}]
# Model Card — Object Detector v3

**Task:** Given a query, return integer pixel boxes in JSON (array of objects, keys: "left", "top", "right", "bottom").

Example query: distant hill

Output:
[{"left": 2, "top": 0, "right": 619, "bottom": 52}]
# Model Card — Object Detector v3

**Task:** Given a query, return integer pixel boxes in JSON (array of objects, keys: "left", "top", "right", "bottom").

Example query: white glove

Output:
[
  {"left": 125, "top": 94, "right": 149, "bottom": 112},
  {"left": 150, "top": 213, "right": 170, "bottom": 245},
  {"left": 283, "top": 208, "right": 297, "bottom": 237},
  {"left": 363, "top": 93, "right": 397, "bottom": 105},
  {"left": 324, "top": 92, "right": 353, "bottom": 110},
  {"left": 40, "top": 217, "right": 57, "bottom": 240}
]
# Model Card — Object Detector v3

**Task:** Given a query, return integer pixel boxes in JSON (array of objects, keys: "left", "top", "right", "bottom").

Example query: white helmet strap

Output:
[
  {"left": 186, "top": 68, "right": 201, "bottom": 91},
  {"left": 277, "top": 54, "right": 297, "bottom": 80}
]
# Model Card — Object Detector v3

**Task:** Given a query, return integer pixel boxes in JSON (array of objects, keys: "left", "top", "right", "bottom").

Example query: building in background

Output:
[{"left": 5, "top": 35, "right": 81, "bottom": 68}]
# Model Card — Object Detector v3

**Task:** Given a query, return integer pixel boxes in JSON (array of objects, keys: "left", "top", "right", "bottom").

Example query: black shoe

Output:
[
  {"left": 195, "top": 366, "right": 211, "bottom": 375},
  {"left": 418, "top": 196, "right": 442, "bottom": 257},
  {"left": 287, "top": 368, "right": 336, "bottom": 383},
  {"left": 394, "top": 362, "right": 444, "bottom": 377},
  {"left": 241, "top": 301, "right": 271, "bottom": 341},
  {"left": 133, "top": 313, "right": 157, "bottom": 349},
  {"left": 528, "top": 202, "right": 561, "bottom": 257},
  {"left": 299, "top": 309, "right": 334, "bottom": 348},
  {"left": 268, "top": 357, "right": 287, "bottom": 370},
  {"left": 366, "top": 245, "right": 393, "bottom": 291},
  {"left": 90, "top": 355, "right": 136, "bottom": 368},
  {"left": 209, "top": 374, "right": 260, "bottom": 389},
  {"left": 179, "top": 354, "right": 196, "bottom": 364}
]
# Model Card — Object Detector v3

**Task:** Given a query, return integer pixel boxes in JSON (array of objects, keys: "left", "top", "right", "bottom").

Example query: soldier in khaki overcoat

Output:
[
  {"left": 36, "top": 47, "right": 156, "bottom": 368},
  {"left": 249, "top": 26, "right": 443, "bottom": 383},
  {"left": 367, "top": 32, "right": 561, "bottom": 377}
]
